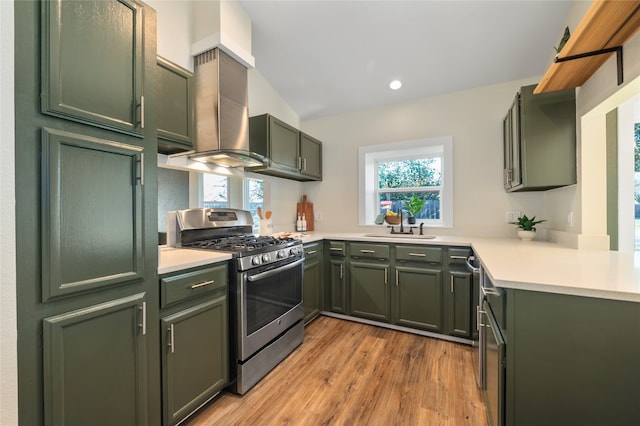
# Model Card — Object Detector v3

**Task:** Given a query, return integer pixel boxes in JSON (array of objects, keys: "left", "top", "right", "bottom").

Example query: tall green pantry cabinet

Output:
[{"left": 15, "top": 1, "right": 160, "bottom": 425}]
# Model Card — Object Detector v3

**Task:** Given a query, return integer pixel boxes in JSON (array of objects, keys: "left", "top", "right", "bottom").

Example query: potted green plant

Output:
[
  {"left": 512, "top": 214, "right": 546, "bottom": 240},
  {"left": 404, "top": 195, "right": 426, "bottom": 224}
]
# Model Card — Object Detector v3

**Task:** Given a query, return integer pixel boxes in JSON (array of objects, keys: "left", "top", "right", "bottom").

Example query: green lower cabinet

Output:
[
  {"left": 394, "top": 265, "right": 443, "bottom": 332},
  {"left": 329, "top": 258, "right": 347, "bottom": 313},
  {"left": 445, "top": 270, "right": 472, "bottom": 338},
  {"left": 161, "top": 295, "right": 228, "bottom": 426},
  {"left": 349, "top": 261, "right": 390, "bottom": 322},
  {"left": 303, "top": 243, "right": 323, "bottom": 323},
  {"left": 43, "top": 293, "right": 148, "bottom": 426}
]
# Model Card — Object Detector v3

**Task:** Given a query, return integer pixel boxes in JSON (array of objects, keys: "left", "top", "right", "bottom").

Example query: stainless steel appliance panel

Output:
[{"left": 484, "top": 300, "right": 505, "bottom": 426}]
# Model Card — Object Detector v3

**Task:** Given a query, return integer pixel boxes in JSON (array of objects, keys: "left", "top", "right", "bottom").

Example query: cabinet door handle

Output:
[
  {"left": 481, "top": 286, "right": 501, "bottom": 297},
  {"left": 139, "top": 95, "right": 145, "bottom": 129},
  {"left": 450, "top": 255, "right": 467, "bottom": 260},
  {"left": 191, "top": 280, "right": 215, "bottom": 289},
  {"left": 303, "top": 158, "right": 307, "bottom": 171},
  {"left": 340, "top": 264, "right": 344, "bottom": 279},
  {"left": 450, "top": 275, "right": 454, "bottom": 293},
  {"left": 477, "top": 307, "right": 485, "bottom": 330},
  {"left": 409, "top": 253, "right": 426, "bottom": 257},
  {"left": 395, "top": 270, "right": 399, "bottom": 287},
  {"left": 306, "top": 250, "right": 317, "bottom": 255},
  {"left": 169, "top": 324, "right": 175, "bottom": 354},
  {"left": 360, "top": 249, "right": 375, "bottom": 254},
  {"left": 297, "top": 157, "right": 302, "bottom": 169},
  {"left": 136, "top": 153, "right": 144, "bottom": 186},
  {"left": 139, "top": 302, "right": 146, "bottom": 335},
  {"left": 384, "top": 268, "right": 388, "bottom": 284}
]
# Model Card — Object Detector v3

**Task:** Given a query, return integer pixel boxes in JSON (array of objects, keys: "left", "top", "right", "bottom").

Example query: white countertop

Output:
[
  {"left": 158, "top": 246, "right": 232, "bottom": 275},
  {"left": 158, "top": 232, "right": 640, "bottom": 303}
]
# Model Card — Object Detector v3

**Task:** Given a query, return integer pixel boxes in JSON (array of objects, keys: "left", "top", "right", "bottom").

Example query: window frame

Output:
[{"left": 358, "top": 137, "right": 453, "bottom": 228}]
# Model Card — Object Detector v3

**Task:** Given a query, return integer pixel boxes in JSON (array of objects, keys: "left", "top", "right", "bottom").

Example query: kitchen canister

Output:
[{"left": 259, "top": 219, "right": 273, "bottom": 236}]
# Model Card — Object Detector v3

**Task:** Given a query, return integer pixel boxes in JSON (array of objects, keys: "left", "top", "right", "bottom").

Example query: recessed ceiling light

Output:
[{"left": 389, "top": 80, "right": 402, "bottom": 90}]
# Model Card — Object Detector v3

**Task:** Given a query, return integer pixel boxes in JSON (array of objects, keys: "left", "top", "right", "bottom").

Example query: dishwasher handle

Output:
[{"left": 465, "top": 255, "right": 480, "bottom": 274}]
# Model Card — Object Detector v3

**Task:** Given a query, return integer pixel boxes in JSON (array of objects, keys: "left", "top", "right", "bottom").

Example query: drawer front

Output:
[
  {"left": 328, "top": 241, "right": 346, "bottom": 257},
  {"left": 304, "top": 242, "right": 322, "bottom": 259},
  {"left": 396, "top": 246, "right": 442, "bottom": 264},
  {"left": 161, "top": 263, "right": 228, "bottom": 308},
  {"left": 448, "top": 247, "right": 472, "bottom": 265},
  {"left": 349, "top": 243, "right": 390, "bottom": 259}
]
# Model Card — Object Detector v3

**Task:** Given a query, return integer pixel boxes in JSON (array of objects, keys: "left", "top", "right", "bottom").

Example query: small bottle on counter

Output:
[
  {"left": 296, "top": 214, "right": 302, "bottom": 232},
  {"left": 301, "top": 213, "right": 307, "bottom": 232}
]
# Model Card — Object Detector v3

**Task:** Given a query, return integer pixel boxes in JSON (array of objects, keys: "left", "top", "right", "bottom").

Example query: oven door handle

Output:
[{"left": 247, "top": 258, "right": 304, "bottom": 282}]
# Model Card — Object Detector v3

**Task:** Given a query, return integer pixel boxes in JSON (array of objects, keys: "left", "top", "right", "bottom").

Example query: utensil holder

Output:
[{"left": 259, "top": 219, "right": 273, "bottom": 236}]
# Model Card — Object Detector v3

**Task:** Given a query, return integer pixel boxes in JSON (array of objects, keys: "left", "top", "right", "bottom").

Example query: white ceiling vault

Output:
[{"left": 238, "top": 0, "right": 575, "bottom": 120}]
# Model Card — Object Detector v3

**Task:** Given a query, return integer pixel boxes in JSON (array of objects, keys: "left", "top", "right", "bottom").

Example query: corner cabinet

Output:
[
  {"left": 503, "top": 84, "right": 576, "bottom": 192},
  {"left": 41, "top": 0, "right": 147, "bottom": 137},
  {"left": 247, "top": 113, "right": 323, "bottom": 181},
  {"left": 303, "top": 242, "right": 323, "bottom": 324},
  {"left": 157, "top": 56, "right": 194, "bottom": 154},
  {"left": 160, "top": 263, "right": 229, "bottom": 426}
]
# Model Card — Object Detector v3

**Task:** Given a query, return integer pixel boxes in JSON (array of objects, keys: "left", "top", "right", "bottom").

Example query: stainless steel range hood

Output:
[{"left": 189, "top": 48, "right": 266, "bottom": 168}]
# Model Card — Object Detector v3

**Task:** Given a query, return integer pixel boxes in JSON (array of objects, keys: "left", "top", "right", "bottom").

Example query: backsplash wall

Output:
[{"left": 158, "top": 167, "right": 189, "bottom": 232}]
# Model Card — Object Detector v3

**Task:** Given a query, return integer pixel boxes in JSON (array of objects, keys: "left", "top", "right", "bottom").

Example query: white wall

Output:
[
  {"left": 301, "top": 78, "right": 546, "bottom": 237},
  {"left": 0, "top": 0, "right": 17, "bottom": 424}
]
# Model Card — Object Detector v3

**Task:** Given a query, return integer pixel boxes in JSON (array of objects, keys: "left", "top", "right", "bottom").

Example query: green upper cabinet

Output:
[
  {"left": 43, "top": 293, "right": 149, "bottom": 426},
  {"left": 157, "top": 56, "right": 194, "bottom": 154},
  {"left": 247, "top": 113, "right": 323, "bottom": 181},
  {"left": 503, "top": 84, "right": 576, "bottom": 192},
  {"left": 41, "top": 0, "right": 145, "bottom": 137},
  {"left": 41, "top": 128, "right": 144, "bottom": 301}
]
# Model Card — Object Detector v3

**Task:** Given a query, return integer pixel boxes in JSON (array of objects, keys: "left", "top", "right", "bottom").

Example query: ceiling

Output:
[{"left": 238, "top": 0, "right": 575, "bottom": 120}]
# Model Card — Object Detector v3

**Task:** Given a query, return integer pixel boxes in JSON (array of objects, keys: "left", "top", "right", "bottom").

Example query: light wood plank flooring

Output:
[{"left": 186, "top": 316, "right": 488, "bottom": 426}]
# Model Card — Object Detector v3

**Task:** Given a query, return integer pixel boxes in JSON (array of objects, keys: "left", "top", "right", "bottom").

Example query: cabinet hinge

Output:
[
  {"left": 138, "top": 95, "right": 145, "bottom": 129},
  {"left": 136, "top": 153, "right": 144, "bottom": 186},
  {"left": 139, "top": 302, "right": 146, "bottom": 335}
]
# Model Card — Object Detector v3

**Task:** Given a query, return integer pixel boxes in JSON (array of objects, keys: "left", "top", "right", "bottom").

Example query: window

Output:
[
  {"left": 202, "top": 173, "right": 228, "bottom": 208},
  {"left": 359, "top": 137, "right": 453, "bottom": 227},
  {"left": 245, "top": 178, "right": 264, "bottom": 233}
]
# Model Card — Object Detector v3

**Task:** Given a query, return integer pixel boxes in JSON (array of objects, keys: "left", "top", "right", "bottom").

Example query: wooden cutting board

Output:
[{"left": 296, "top": 195, "right": 314, "bottom": 231}]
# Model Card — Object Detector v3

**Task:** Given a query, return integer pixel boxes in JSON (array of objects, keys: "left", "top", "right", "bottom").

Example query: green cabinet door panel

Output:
[
  {"left": 349, "top": 261, "right": 390, "bottom": 322},
  {"left": 303, "top": 244, "right": 323, "bottom": 324},
  {"left": 329, "top": 259, "right": 346, "bottom": 313},
  {"left": 268, "top": 116, "right": 300, "bottom": 173},
  {"left": 161, "top": 296, "right": 228, "bottom": 426},
  {"left": 41, "top": 0, "right": 145, "bottom": 136},
  {"left": 43, "top": 293, "right": 148, "bottom": 426},
  {"left": 41, "top": 128, "right": 144, "bottom": 301},
  {"left": 157, "top": 56, "right": 194, "bottom": 153},
  {"left": 447, "top": 271, "right": 472, "bottom": 337},
  {"left": 300, "top": 133, "right": 322, "bottom": 180},
  {"left": 394, "top": 266, "right": 443, "bottom": 332}
]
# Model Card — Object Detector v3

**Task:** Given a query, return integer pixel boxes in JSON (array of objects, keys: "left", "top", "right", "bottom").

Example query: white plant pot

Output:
[{"left": 517, "top": 230, "right": 536, "bottom": 241}]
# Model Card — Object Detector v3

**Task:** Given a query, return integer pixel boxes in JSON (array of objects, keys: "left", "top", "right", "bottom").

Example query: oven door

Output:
[{"left": 238, "top": 257, "right": 304, "bottom": 361}]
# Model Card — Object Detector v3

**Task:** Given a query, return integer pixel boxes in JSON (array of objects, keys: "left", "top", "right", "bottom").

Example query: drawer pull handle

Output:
[
  {"left": 191, "top": 280, "right": 214, "bottom": 289},
  {"left": 306, "top": 250, "right": 317, "bottom": 255},
  {"left": 169, "top": 324, "right": 175, "bottom": 354},
  {"left": 360, "top": 249, "right": 376, "bottom": 253},
  {"left": 450, "top": 255, "right": 467, "bottom": 260},
  {"left": 330, "top": 247, "right": 343, "bottom": 252},
  {"left": 409, "top": 253, "right": 426, "bottom": 257}
]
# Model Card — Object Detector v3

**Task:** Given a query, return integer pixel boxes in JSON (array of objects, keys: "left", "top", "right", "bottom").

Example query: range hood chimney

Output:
[{"left": 190, "top": 48, "right": 265, "bottom": 168}]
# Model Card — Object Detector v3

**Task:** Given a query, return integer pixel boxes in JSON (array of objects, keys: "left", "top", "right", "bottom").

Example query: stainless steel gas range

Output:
[{"left": 168, "top": 208, "right": 305, "bottom": 394}]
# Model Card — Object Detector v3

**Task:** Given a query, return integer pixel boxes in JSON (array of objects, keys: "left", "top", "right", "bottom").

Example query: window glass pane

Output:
[
  {"left": 378, "top": 191, "right": 440, "bottom": 219},
  {"left": 202, "top": 173, "right": 228, "bottom": 208},
  {"left": 246, "top": 178, "right": 263, "bottom": 233},
  {"left": 378, "top": 158, "right": 441, "bottom": 189}
]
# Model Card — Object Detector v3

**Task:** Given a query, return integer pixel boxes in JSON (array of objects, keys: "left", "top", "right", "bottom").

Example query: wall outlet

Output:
[
  {"left": 505, "top": 211, "right": 521, "bottom": 223},
  {"left": 314, "top": 212, "right": 323, "bottom": 221},
  {"left": 567, "top": 211, "right": 573, "bottom": 227}
]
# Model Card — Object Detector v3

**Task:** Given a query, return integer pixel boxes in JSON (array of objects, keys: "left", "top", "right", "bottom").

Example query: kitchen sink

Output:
[{"left": 362, "top": 233, "right": 436, "bottom": 239}]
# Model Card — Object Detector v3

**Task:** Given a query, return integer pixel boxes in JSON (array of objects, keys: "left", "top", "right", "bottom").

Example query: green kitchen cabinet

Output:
[
  {"left": 303, "top": 242, "right": 323, "bottom": 323},
  {"left": 394, "top": 265, "right": 443, "bottom": 332},
  {"left": 445, "top": 270, "right": 472, "bottom": 338},
  {"left": 503, "top": 84, "right": 576, "bottom": 192},
  {"left": 43, "top": 293, "right": 149, "bottom": 426},
  {"left": 247, "top": 113, "right": 323, "bottom": 181},
  {"left": 41, "top": 0, "right": 147, "bottom": 137},
  {"left": 41, "top": 128, "right": 144, "bottom": 301},
  {"left": 349, "top": 243, "right": 391, "bottom": 322},
  {"left": 160, "top": 263, "right": 228, "bottom": 426},
  {"left": 157, "top": 56, "right": 194, "bottom": 154},
  {"left": 326, "top": 241, "right": 347, "bottom": 313}
]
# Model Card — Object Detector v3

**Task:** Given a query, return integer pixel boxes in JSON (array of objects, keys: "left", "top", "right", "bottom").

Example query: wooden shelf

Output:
[{"left": 534, "top": 0, "right": 640, "bottom": 94}]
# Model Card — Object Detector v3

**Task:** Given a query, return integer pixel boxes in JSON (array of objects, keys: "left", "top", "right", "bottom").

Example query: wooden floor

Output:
[{"left": 186, "top": 316, "right": 488, "bottom": 426}]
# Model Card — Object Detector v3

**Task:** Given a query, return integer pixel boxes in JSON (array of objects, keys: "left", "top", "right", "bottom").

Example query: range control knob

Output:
[
  {"left": 262, "top": 254, "right": 270, "bottom": 263},
  {"left": 251, "top": 256, "right": 261, "bottom": 265},
  {"left": 290, "top": 247, "right": 299, "bottom": 256},
  {"left": 277, "top": 250, "right": 286, "bottom": 259}
]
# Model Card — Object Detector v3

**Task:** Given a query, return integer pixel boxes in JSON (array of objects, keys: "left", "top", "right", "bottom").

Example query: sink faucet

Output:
[
  {"left": 399, "top": 209, "right": 404, "bottom": 233},
  {"left": 419, "top": 222, "right": 424, "bottom": 235}
]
